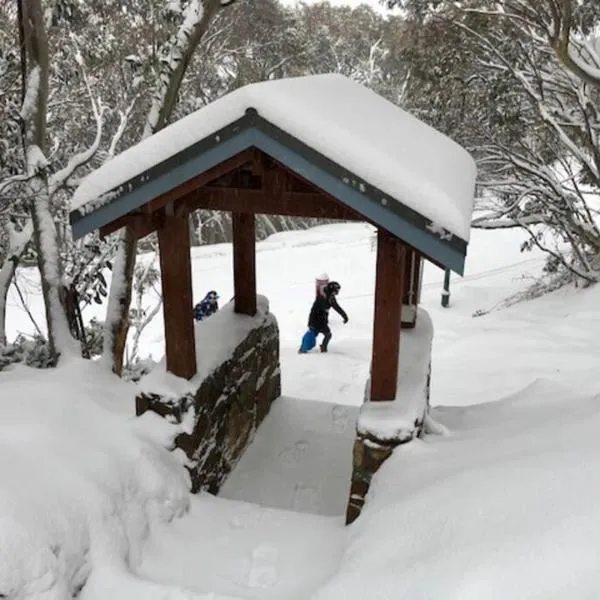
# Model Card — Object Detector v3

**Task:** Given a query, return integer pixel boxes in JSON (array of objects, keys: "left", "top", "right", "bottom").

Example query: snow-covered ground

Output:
[{"left": 3, "top": 223, "right": 600, "bottom": 599}]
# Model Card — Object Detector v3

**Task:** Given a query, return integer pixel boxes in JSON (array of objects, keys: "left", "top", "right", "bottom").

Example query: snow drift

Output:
[{"left": 0, "top": 359, "right": 190, "bottom": 599}]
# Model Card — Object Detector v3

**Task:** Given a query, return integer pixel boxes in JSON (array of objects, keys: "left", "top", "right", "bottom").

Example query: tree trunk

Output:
[
  {"left": 104, "top": 0, "right": 228, "bottom": 375},
  {"left": 20, "top": 0, "right": 74, "bottom": 361},
  {"left": 103, "top": 225, "right": 137, "bottom": 375}
]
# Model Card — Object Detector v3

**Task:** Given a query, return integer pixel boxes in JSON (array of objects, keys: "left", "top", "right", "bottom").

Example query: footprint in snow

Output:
[
  {"left": 291, "top": 483, "right": 320, "bottom": 512},
  {"left": 331, "top": 405, "right": 352, "bottom": 433},
  {"left": 278, "top": 439, "right": 309, "bottom": 465},
  {"left": 246, "top": 545, "right": 280, "bottom": 589}
]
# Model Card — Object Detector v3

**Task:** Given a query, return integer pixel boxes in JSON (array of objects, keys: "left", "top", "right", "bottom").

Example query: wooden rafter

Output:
[
  {"left": 100, "top": 149, "right": 366, "bottom": 240},
  {"left": 142, "top": 148, "right": 255, "bottom": 215}
]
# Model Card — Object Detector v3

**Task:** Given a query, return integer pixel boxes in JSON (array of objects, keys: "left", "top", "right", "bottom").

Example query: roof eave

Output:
[{"left": 70, "top": 108, "right": 470, "bottom": 275}]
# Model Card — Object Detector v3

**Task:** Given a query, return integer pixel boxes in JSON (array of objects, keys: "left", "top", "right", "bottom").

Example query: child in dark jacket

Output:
[{"left": 299, "top": 281, "right": 348, "bottom": 353}]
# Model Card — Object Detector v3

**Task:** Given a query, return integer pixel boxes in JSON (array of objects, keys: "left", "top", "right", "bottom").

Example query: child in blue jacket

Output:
[{"left": 194, "top": 290, "right": 220, "bottom": 321}]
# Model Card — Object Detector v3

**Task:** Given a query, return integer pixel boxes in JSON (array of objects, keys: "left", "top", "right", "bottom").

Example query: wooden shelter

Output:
[{"left": 70, "top": 74, "right": 476, "bottom": 402}]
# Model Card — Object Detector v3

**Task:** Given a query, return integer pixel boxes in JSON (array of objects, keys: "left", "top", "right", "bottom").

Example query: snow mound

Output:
[
  {"left": 0, "top": 359, "right": 190, "bottom": 599},
  {"left": 312, "top": 378, "right": 600, "bottom": 600}
]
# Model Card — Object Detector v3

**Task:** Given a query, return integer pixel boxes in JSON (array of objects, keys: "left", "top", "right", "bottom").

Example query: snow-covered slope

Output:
[
  {"left": 312, "top": 286, "right": 600, "bottom": 600},
  {"left": 2, "top": 223, "right": 599, "bottom": 599}
]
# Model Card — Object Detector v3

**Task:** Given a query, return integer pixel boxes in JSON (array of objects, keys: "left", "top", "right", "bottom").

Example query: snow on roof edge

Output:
[{"left": 71, "top": 74, "right": 477, "bottom": 241}]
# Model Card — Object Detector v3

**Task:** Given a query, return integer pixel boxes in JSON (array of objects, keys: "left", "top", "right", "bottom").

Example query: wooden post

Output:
[
  {"left": 157, "top": 213, "right": 196, "bottom": 379},
  {"left": 232, "top": 211, "right": 257, "bottom": 315},
  {"left": 441, "top": 268, "right": 451, "bottom": 307},
  {"left": 371, "top": 229, "right": 406, "bottom": 401},
  {"left": 401, "top": 250, "right": 422, "bottom": 329}
]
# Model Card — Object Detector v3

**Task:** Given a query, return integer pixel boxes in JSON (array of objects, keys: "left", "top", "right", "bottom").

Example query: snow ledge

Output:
[
  {"left": 358, "top": 307, "right": 433, "bottom": 443},
  {"left": 139, "top": 295, "right": 276, "bottom": 398}
]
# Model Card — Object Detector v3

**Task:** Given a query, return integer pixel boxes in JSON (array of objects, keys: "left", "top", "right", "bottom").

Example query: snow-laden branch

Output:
[
  {"left": 48, "top": 106, "right": 106, "bottom": 197},
  {"left": 48, "top": 42, "right": 109, "bottom": 197},
  {"left": 455, "top": 18, "right": 600, "bottom": 184},
  {"left": 107, "top": 97, "right": 137, "bottom": 160},
  {"left": 0, "top": 174, "right": 32, "bottom": 198},
  {"left": 472, "top": 213, "right": 546, "bottom": 229},
  {"left": 566, "top": 39, "right": 600, "bottom": 86},
  {"left": 143, "top": 0, "right": 206, "bottom": 138}
]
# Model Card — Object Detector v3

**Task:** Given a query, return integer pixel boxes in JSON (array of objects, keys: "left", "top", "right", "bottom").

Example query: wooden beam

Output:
[
  {"left": 251, "top": 147, "right": 264, "bottom": 176},
  {"left": 99, "top": 186, "right": 362, "bottom": 241},
  {"left": 99, "top": 212, "right": 163, "bottom": 239},
  {"left": 143, "top": 149, "right": 255, "bottom": 215},
  {"left": 157, "top": 214, "right": 196, "bottom": 379},
  {"left": 188, "top": 187, "right": 363, "bottom": 221},
  {"left": 232, "top": 212, "right": 257, "bottom": 316},
  {"left": 371, "top": 229, "right": 406, "bottom": 401}
]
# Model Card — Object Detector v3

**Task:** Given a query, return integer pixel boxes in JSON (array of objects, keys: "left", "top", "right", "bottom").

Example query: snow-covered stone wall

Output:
[
  {"left": 136, "top": 300, "right": 281, "bottom": 494},
  {"left": 346, "top": 307, "right": 433, "bottom": 524}
]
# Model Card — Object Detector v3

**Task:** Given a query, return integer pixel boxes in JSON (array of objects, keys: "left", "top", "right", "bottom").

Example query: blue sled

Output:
[{"left": 299, "top": 329, "right": 317, "bottom": 353}]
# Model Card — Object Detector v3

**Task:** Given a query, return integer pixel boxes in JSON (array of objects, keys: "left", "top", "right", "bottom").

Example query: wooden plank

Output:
[
  {"left": 401, "top": 250, "right": 421, "bottom": 329},
  {"left": 188, "top": 187, "right": 363, "bottom": 221},
  {"left": 232, "top": 212, "right": 257, "bottom": 316},
  {"left": 413, "top": 253, "right": 424, "bottom": 304},
  {"left": 157, "top": 214, "right": 196, "bottom": 379},
  {"left": 143, "top": 149, "right": 255, "bottom": 215},
  {"left": 370, "top": 228, "right": 405, "bottom": 401}
]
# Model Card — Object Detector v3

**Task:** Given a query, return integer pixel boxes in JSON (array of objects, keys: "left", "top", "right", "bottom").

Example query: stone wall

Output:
[
  {"left": 346, "top": 307, "right": 433, "bottom": 524},
  {"left": 345, "top": 362, "right": 431, "bottom": 524},
  {"left": 136, "top": 310, "right": 281, "bottom": 494}
]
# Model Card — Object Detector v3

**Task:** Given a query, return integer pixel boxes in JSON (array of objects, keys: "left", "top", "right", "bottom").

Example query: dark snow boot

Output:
[{"left": 320, "top": 345, "right": 328, "bottom": 353}]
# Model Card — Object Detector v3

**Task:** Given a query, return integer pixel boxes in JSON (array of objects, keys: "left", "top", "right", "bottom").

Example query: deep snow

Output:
[{"left": 2, "top": 223, "right": 600, "bottom": 599}]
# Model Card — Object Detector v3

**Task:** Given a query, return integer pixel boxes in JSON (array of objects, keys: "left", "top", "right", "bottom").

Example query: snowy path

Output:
[
  {"left": 139, "top": 494, "right": 346, "bottom": 600},
  {"left": 221, "top": 397, "right": 358, "bottom": 515},
  {"left": 139, "top": 397, "right": 357, "bottom": 598}
]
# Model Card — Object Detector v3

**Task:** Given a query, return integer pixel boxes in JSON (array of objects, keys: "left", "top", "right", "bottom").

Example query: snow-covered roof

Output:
[{"left": 71, "top": 74, "right": 477, "bottom": 271}]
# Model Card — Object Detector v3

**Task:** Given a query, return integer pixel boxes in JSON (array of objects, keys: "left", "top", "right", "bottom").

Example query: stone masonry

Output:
[{"left": 136, "top": 314, "right": 281, "bottom": 494}]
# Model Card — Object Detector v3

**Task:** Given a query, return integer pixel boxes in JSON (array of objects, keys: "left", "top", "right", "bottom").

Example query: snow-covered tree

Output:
[
  {"left": 394, "top": 0, "right": 600, "bottom": 282},
  {"left": 18, "top": 0, "right": 76, "bottom": 361},
  {"left": 1, "top": 0, "right": 133, "bottom": 358},
  {"left": 103, "top": 0, "right": 239, "bottom": 375}
]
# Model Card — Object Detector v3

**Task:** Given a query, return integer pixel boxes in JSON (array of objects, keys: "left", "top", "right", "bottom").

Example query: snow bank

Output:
[
  {"left": 313, "top": 378, "right": 600, "bottom": 599},
  {"left": 140, "top": 295, "right": 275, "bottom": 397},
  {"left": 358, "top": 308, "right": 433, "bottom": 442},
  {"left": 72, "top": 74, "right": 476, "bottom": 240},
  {"left": 0, "top": 358, "right": 191, "bottom": 599}
]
